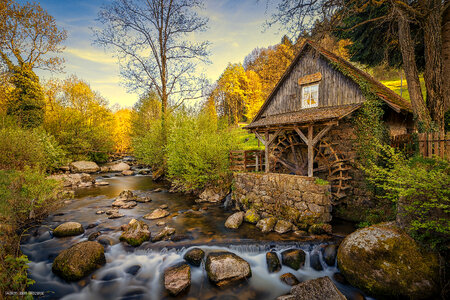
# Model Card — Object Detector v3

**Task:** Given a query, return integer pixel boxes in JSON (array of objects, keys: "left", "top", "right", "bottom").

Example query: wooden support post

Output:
[
  {"left": 265, "top": 131, "right": 270, "bottom": 173},
  {"left": 307, "top": 125, "right": 314, "bottom": 177},
  {"left": 255, "top": 154, "right": 259, "bottom": 172}
]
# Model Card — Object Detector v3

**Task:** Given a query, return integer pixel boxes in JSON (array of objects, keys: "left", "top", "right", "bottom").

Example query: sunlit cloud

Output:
[{"left": 65, "top": 48, "right": 116, "bottom": 65}]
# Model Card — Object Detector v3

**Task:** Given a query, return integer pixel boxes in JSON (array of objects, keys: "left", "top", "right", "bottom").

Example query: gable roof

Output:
[{"left": 248, "top": 40, "right": 412, "bottom": 128}]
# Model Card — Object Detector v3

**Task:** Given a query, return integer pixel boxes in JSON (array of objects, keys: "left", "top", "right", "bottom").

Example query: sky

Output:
[{"left": 32, "top": 0, "right": 284, "bottom": 108}]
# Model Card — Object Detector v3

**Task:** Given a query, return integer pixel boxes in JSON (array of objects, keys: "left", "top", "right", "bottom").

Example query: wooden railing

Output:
[
  {"left": 418, "top": 132, "right": 449, "bottom": 159},
  {"left": 391, "top": 132, "right": 449, "bottom": 160},
  {"left": 230, "top": 150, "right": 265, "bottom": 172}
]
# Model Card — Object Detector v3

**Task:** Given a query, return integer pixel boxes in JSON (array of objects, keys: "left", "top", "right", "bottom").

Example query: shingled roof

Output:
[{"left": 247, "top": 40, "right": 412, "bottom": 129}]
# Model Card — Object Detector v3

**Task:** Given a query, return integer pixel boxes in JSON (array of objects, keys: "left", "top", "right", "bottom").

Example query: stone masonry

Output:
[{"left": 232, "top": 173, "right": 332, "bottom": 225}]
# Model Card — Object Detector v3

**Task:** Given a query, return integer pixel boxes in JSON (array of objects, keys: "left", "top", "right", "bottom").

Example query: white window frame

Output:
[{"left": 302, "top": 83, "right": 319, "bottom": 109}]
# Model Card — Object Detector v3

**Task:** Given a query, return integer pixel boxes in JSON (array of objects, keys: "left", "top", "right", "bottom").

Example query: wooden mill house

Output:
[{"left": 244, "top": 40, "right": 414, "bottom": 203}]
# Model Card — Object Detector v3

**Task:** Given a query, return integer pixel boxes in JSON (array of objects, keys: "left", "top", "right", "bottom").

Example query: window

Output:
[{"left": 302, "top": 83, "right": 319, "bottom": 108}]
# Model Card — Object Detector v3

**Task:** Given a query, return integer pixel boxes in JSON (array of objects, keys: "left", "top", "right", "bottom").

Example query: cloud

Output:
[{"left": 65, "top": 48, "right": 116, "bottom": 65}]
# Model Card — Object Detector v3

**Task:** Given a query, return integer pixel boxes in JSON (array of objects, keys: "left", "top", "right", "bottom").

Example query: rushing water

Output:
[{"left": 21, "top": 172, "right": 370, "bottom": 300}]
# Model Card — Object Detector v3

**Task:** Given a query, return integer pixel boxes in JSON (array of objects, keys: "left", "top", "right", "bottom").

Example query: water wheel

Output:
[{"left": 269, "top": 132, "right": 352, "bottom": 202}]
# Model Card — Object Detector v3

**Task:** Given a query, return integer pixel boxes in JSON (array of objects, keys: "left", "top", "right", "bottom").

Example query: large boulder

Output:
[
  {"left": 52, "top": 241, "right": 105, "bottom": 281},
  {"left": 164, "top": 263, "right": 191, "bottom": 296},
  {"left": 119, "top": 219, "right": 151, "bottom": 246},
  {"left": 244, "top": 209, "right": 260, "bottom": 224},
  {"left": 184, "top": 248, "right": 205, "bottom": 267},
  {"left": 205, "top": 251, "right": 251, "bottom": 286},
  {"left": 144, "top": 208, "right": 170, "bottom": 220},
  {"left": 256, "top": 217, "right": 277, "bottom": 233},
  {"left": 337, "top": 222, "right": 439, "bottom": 298},
  {"left": 289, "top": 276, "right": 346, "bottom": 300},
  {"left": 109, "top": 162, "right": 131, "bottom": 172},
  {"left": 281, "top": 249, "right": 306, "bottom": 270},
  {"left": 224, "top": 212, "right": 245, "bottom": 229},
  {"left": 53, "top": 222, "right": 84, "bottom": 237},
  {"left": 69, "top": 161, "right": 100, "bottom": 173}
]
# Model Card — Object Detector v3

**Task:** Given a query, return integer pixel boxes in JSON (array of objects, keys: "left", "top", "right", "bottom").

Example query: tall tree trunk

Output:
[
  {"left": 442, "top": 2, "right": 450, "bottom": 114},
  {"left": 397, "top": 9, "right": 432, "bottom": 131},
  {"left": 421, "top": 0, "right": 446, "bottom": 131}
]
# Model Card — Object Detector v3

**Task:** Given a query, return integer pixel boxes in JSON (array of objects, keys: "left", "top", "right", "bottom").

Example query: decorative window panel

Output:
[{"left": 302, "top": 83, "right": 319, "bottom": 108}]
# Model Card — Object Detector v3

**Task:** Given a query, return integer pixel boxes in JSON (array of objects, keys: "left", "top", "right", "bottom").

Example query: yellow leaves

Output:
[{"left": 112, "top": 108, "right": 132, "bottom": 153}]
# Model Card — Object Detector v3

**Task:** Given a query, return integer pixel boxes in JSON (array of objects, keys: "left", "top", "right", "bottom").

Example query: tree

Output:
[
  {"left": 266, "top": 0, "right": 449, "bottom": 131},
  {"left": 0, "top": 0, "right": 66, "bottom": 127},
  {"left": 112, "top": 108, "right": 132, "bottom": 153},
  {"left": 94, "top": 0, "right": 210, "bottom": 142}
]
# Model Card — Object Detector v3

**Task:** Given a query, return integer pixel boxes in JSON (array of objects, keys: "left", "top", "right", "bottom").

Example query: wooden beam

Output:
[
  {"left": 254, "top": 131, "right": 266, "bottom": 146},
  {"left": 307, "top": 125, "right": 314, "bottom": 177},
  {"left": 267, "top": 129, "right": 282, "bottom": 146},
  {"left": 294, "top": 127, "right": 308, "bottom": 144},
  {"left": 265, "top": 131, "right": 270, "bottom": 173},
  {"left": 312, "top": 124, "right": 333, "bottom": 146}
]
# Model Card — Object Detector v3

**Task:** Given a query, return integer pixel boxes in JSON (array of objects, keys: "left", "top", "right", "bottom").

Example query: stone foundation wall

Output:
[{"left": 232, "top": 173, "right": 332, "bottom": 225}]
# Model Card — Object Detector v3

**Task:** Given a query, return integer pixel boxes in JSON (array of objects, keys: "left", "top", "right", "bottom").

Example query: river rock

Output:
[
  {"left": 274, "top": 220, "right": 293, "bottom": 234},
  {"left": 108, "top": 210, "right": 124, "bottom": 219},
  {"left": 117, "top": 190, "right": 136, "bottom": 201},
  {"left": 224, "top": 212, "right": 245, "bottom": 229},
  {"left": 53, "top": 222, "right": 84, "bottom": 237},
  {"left": 95, "top": 181, "right": 109, "bottom": 186},
  {"left": 160, "top": 204, "right": 168, "bottom": 209},
  {"left": 109, "top": 162, "right": 131, "bottom": 172},
  {"left": 119, "top": 219, "right": 151, "bottom": 246},
  {"left": 308, "top": 223, "right": 332, "bottom": 235},
  {"left": 48, "top": 173, "right": 94, "bottom": 188},
  {"left": 184, "top": 248, "right": 205, "bottom": 267},
  {"left": 310, "top": 252, "right": 323, "bottom": 271},
  {"left": 112, "top": 199, "right": 137, "bottom": 209},
  {"left": 69, "top": 161, "right": 100, "bottom": 173},
  {"left": 205, "top": 252, "right": 251, "bottom": 286},
  {"left": 289, "top": 276, "right": 346, "bottom": 300},
  {"left": 280, "top": 273, "right": 299, "bottom": 286},
  {"left": 122, "top": 170, "right": 134, "bottom": 176},
  {"left": 323, "top": 244, "right": 337, "bottom": 266},
  {"left": 293, "top": 230, "right": 308, "bottom": 237},
  {"left": 125, "top": 265, "right": 141, "bottom": 276},
  {"left": 88, "top": 231, "right": 101, "bottom": 241},
  {"left": 164, "top": 263, "right": 191, "bottom": 296},
  {"left": 244, "top": 209, "right": 260, "bottom": 224},
  {"left": 256, "top": 217, "right": 277, "bottom": 233},
  {"left": 151, "top": 226, "right": 176, "bottom": 242},
  {"left": 52, "top": 241, "right": 106, "bottom": 281},
  {"left": 281, "top": 249, "right": 306, "bottom": 270},
  {"left": 266, "top": 251, "right": 281, "bottom": 273},
  {"left": 196, "top": 187, "right": 228, "bottom": 203},
  {"left": 337, "top": 222, "right": 439, "bottom": 298},
  {"left": 144, "top": 208, "right": 170, "bottom": 220},
  {"left": 135, "top": 196, "right": 151, "bottom": 203}
]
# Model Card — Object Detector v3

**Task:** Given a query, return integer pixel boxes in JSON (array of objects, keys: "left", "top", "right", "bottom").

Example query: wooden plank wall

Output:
[{"left": 262, "top": 48, "right": 366, "bottom": 117}]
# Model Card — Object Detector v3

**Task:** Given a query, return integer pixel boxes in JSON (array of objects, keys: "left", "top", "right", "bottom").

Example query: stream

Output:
[{"left": 21, "top": 172, "right": 371, "bottom": 300}]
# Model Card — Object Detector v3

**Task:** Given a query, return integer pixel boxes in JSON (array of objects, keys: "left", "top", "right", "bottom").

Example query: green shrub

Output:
[
  {"left": 0, "top": 168, "right": 61, "bottom": 228},
  {"left": 132, "top": 118, "right": 165, "bottom": 169},
  {"left": 0, "top": 126, "right": 67, "bottom": 172},
  {"left": 166, "top": 111, "right": 236, "bottom": 192},
  {"left": 0, "top": 254, "right": 34, "bottom": 299}
]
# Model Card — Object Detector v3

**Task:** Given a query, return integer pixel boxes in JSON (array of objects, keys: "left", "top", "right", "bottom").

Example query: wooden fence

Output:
[
  {"left": 230, "top": 150, "right": 265, "bottom": 172},
  {"left": 391, "top": 132, "right": 449, "bottom": 160},
  {"left": 417, "top": 132, "right": 449, "bottom": 159}
]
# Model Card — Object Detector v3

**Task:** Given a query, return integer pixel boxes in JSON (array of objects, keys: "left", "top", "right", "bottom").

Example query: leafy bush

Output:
[
  {"left": 0, "top": 254, "right": 34, "bottom": 299},
  {"left": 166, "top": 111, "right": 236, "bottom": 192},
  {"left": 0, "top": 126, "right": 67, "bottom": 172},
  {"left": 362, "top": 145, "right": 450, "bottom": 249},
  {"left": 0, "top": 168, "right": 61, "bottom": 228},
  {"left": 132, "top": 119, "right": 165, "bottom": 169}
]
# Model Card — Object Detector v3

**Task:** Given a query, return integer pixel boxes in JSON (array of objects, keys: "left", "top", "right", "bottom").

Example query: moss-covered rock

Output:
[
  {"left": 308, "top": 223, "right": 332, "bottom": 235},
  {"left": 52, "top": 241, "right": 105, "bottom": 281},
  {"left": 205, "top": 251, "right": 251, "bottom": 286},
  {"left": 266, "top": 251, "right": 281, "bottom": 273},
  {"left": 119, "top": 219, "right": 150, "bottom": 246},
  {"left": 256, "top": 217, "right": 277, "bottom": 233},
  {"left": 281, "top": 249, "right": 306, "bottom": 270},
  {"left": 53, "top": 222, "right": 84, "bottom": 237},
  {"left": 244, "top": 209, "right": 260, "bottom": 224},
  {"left": 184, "top": 248, "right": 205, "bottom": 267},
  {"left": 337, "top": 222, "right": 439, "bottom": 298}
]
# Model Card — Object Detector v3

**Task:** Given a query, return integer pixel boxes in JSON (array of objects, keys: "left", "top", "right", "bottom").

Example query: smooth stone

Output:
[
  {"left": 323, "top": 244, "right": 337, "bottom": 266},
  {"left": 52, "top": 241, "right": 105, "bottom": 281},
  {"left": 156, "top": 221, "right": 166, "bottom": 226},
  {"left": 274, "top": 220, "right": 293, "bottom": 234},
  {"left": 143, "top": 208, "right": 170, "bottom": 220},
  {"left": 88, "top": 231, "right": 101, "bottom": 241},
  {"left": 53, "top": 222, "right": 84, "bottom": 237},
  {"left": 151, "top": 226, "right": 176, "bottom": 242},
  {"left": 122, "top": 170, "right": 134, "bottom": 176},
  {"left": 164, "top": 263, "right": 191, "bottom": 296},
  {"left": 183, "top": 248, "right": 205, "bottom": 267},
  {"left": 97, "top": 237, "right": 114, "bottom": 247},
  {"left": 290, "top": 276, "right": 346, "bottom": 300},
  {"left": 96, "top": 210, "right": 105, "bottom": 215},
  {"left": 205, "top": 251, "right": 251, "bottom": 287},
  {"left": 95, "top": 181, "right": 109, "bottom": 186},
  {"left": 224, "top": 212, "right": 245, "bottom": 229},
  {"left": 310, "top": 252, "right": 323, "bottom": 271},
  {"left": 109, "top": 162, "right": 130, "bottom": 172},
  {"left": 159, "top": 204, "right": 168, "bottom": 209},
  {"left": 86, "top": 223, "right": 97, "bottom": 229},
  {"left": 108, "top": 212, "right": 124, "bottom": 219},
  {"left": 69, "top": 161, "right": 100, "bottom": 173},
  {"left": 281, "top": 249, "right": 306, "bottom": 270},
  {"left": 280, "top": 273, "right": 300, "bottom": 286},
  {"left": 125, "top": 265, "right": 141, "bottom": 276},
  {"left": 256, "top": 217, "right": 277, "bottom": 233},
  {"left": 266, "top": 251, "right": 281, "bottom": 273}
]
